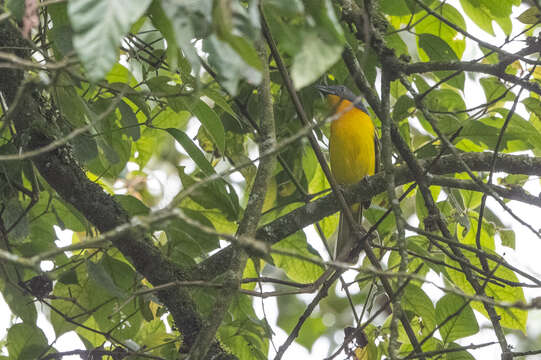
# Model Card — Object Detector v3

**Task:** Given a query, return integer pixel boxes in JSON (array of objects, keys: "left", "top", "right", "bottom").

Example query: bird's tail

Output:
[{"left": 335, "top": 203, "right": 363, "bottom": 262}]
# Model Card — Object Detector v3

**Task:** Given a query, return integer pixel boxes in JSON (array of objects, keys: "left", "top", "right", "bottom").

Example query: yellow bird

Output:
[{"left": 316, "top": 85, "right": 379, "bottom": 261}]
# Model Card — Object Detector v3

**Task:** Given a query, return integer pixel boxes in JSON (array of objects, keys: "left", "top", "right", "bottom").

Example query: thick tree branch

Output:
[
  {"left": 201, "top": 152, "right": 541, "bottom": 280},
  {"left": 0, "top": 20, "right": 209, "bottom": 354}
]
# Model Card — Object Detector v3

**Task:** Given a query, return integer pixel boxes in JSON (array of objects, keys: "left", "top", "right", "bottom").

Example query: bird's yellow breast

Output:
[{"left": 329, "top": 101, "right": 376, "bottom": 185}]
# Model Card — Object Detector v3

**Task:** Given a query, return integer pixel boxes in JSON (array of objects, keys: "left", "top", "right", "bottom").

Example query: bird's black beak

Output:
[{"left": 315, "top": 84, "right": 333, "bottom": 96}]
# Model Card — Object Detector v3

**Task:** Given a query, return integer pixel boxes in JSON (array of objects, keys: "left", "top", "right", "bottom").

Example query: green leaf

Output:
[
  {"left": 147, "top": 0, "right": 180, "bottom": 70},
  {"left": 176, "top": 166, "right": 240, "bottom": 221},
  {"left": 480, "top": 77, "right": 515, "bottom": 106},
  {"left": 424, "top": 89, "right": 465, "bottom": 113},
  {"left": 191, "top": 100, "right": 226, "bottom": 155},
  {"left": 114, "top": 195, "right": 150, "bottom": 216},
  {"left": 160, "top": 0, "right": 212, "bottom": 74},
  {"left": 446, "top": 254, "right": 527, "bottom": 332},
  {"left": 48, "top": 2, "right": 75, "bottom": 57},
  {"left": 517, "top": 7, "right": 541, "bottom": 24},
  {"left": 165, "top": 210, "right": 220, "bottom": 262},
  {"left": 222, "top": 34, "right": 262, "bottom": 71},
  {"left": 5, "top": 0, "right": 24, "bottom": 21},
  {"left": 414, "top": 4, "right": 466, "bottom": 58},
  {"left": 225, "top": 294, "right": 271, "bottom": 358},
  {"left": 445, "top": 342, "right": 476, "bottom": 360},
  {"left": 202, "top": 88, "right": 241, "bottom": 122},
  {"left": 264, "top": 0, "right": 304, "bottom": 15},
  {"left": 204, "top": 34, "right": 262, "bottom": 95},
  {"left": 393, "top": 95, "right": 415, "bottom": 122},
  {"left": 459, "top": 0, "right": 515, "bottom": 35},
  {"left": 68, "top": 0, "right": 152, "bottom": 81},
  {"left": 7, "top": 323, "right": 48, "bottom": 359},
  {"left": 459, "top": 0, "right": 494, "bottom": 35},
  {"left": 380, "top": 0, "right": 436, "bottom": 16},
  {"left": 291, "top": 31, "right": 343, "bottom": 89},
  {"left": 402, "top": 284, "right": 437, "bottom": 332},
  {"left": 436, "top": 294, "right": 479, "bottom": 343},
  {"left": 522, "top": 97, "right": 541, "bottom": 128},
  {"left": 500, "top": 229, "right": 516, "bottom": 248},
  {"left": 2, "top": 283, "right": 37, "bottom": 324},
  {"left": 118, "top": 100, "right": 141, "bottom": 141},
  {"left": 166, "top": 128, "right": 215, "bottom": 176},
  {"left": 51, "top": 199, "right": 87, "bottom": 232},
  {"left": 418, "top": 34, "right": 464, "bottom": 90},
  {"left": 380, "top": 0, "right": 412, "bottom": 16},
  {"left": 271, "top": 231, "right": 324, "bottom": 283},
  {"left": 1, "top": 197, "right": 29, "bottom": 242},
  {"left": 86, "top": 259, "right": 127, "bottom": 299}
]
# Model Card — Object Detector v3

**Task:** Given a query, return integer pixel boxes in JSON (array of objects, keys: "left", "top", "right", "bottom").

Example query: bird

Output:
[{"left": 316, "top": 84, "right": 379, "bottom": 262}]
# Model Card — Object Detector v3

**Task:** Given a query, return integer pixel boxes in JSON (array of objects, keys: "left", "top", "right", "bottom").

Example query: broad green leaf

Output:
[
  {"left": 168, "top": 130, "right": 239, "bottom": 217},
  {"left": 53, "top": 84, "right": 88, "bottom": 128},
  {"left": 380, "top": 0, "right": 412, "bottom": 16},
  {"left": 386, "top": 30, "right": 409, "bottom": 58},
  {"left": 191, "top": 100, "right": 226, "bottom": 155},
  {"left": 271, "top": 231, "right": 324, "bottom": 283},
  {"left": 133, "top": 319, "right": 172, "bottom": 357},
  {"left": 7, "top": 323, "right": 48, "bottom": 359},
  {"left": 402, "top": 284, "right": 437, "bottom": 332},
  {"left": 51, "top": 199, "right": 87, "bottom": 232},
  {"left": 86, "top": 259, "right": 127, "bottom": 299},
  {"left": 436, "top": 294, "right": 479, "bottom": 343},
  {"left": 393, "top": 95, "right": 415, "bottom": 122},
  {"left": 264, "top": 0, "right": 304, "bottom": 15},
  {"left": 424, "top": 89, "right": 465, "bottom": 114},
  {"left": 459, "top": 0, "right": 495, "bottom": 35},
  {"left": 1, "top": 197, "right": 29, "bottom": 242},
  {"left": 517, "top": 7, "right": 541, "bottom": 24},
  {"left": 50, "top": 265, "right": 99, "bottom": 336},
  {"left": 222, "top": 34, "right": 262, "bottom": 71},
  {"left": 460, "top": 0, "right": 516, "bottom": 35},
  {"left": 380, "top": 0, "right": 436, "bottom": 16},
  {"left": 292, "top": 0, "right": 345, "bottom": 89},
  {"left": 418, "top": 34, "right": 465, "bottom": 90},
  {"left": 204, "top": 34, "right": 262, "bottom": 95},
  {"left": 445, "top": 343, "right": 476, "bottom": 360},
  {"left": 5, "top": 0, "right": 24, "bottom": 21},
  {"left": 480, "top": 77, "right": 515, "bottom": 106},
  {"left": 68, "top": 0, "right": 152, "bottom": 81},
  {"left": 2, "top": 283, "right": 37, "bottom": 324},
  {"left": 118, "top": 100, "right": 141, "bottom": 141},
  {"left": 446, "top": 254, "right": 527, "bottom": 333},
  {"left": 414, "top": 4, "right": 466, "bottom": 58},
  {"left": 76, "top": 317, "right": 105, "bottom": 348},
  {"left": 165, "top": 209, "right": 220, "bottom": 262},
  {"left": 500, "top": 229, "right": 516, "bottom": 248},
  {"left": 291, "top": 31, "right": 343, "bottom": 89},
  {"left": 114, "top": 194, "right": 150, "bottom": 216},
  {"left": 219, "top": 295, "right": 270, "bottom": 360},
  {"left": 203, "top": 88, "right": 241, "bottom": 122}
]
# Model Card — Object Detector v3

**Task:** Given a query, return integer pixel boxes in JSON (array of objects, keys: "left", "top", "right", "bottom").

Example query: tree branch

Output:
[{"left": 0, "top": 19, "right": 209, "bottom": 353}]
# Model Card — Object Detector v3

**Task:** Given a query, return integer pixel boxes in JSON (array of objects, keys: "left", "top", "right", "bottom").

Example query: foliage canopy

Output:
[{"left": 1, "top": 0, "right": 541, "bottom": 359}]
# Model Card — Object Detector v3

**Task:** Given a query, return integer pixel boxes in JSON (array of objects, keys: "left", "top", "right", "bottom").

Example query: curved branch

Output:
[
  {"left": 404, "top": 61, "right": 541, "bottom": 96},
  {"left": 198, "top": 152, "right": 541, "bottom": 279},
  {"left": 0, "top": 20, "right": 207, "bottom": 353}
]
